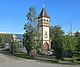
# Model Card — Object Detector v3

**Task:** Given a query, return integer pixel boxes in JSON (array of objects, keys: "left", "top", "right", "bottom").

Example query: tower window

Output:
[
  {"left": 47, "top": 19, "right": 48, "bottom": 21},
  {"left": 44, "top": 19, "right": 45, "bottom": 21},
  {"left": 41, "top": 19, "right": 42, "bottom": 21}
]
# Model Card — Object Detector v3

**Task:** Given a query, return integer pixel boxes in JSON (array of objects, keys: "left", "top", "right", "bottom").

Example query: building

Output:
[
  {"left": 38, "top": 7, "right": 51, "bottom": 50},
  {"left": 12, "top": 34, "right": 27, "bottom": 53}
]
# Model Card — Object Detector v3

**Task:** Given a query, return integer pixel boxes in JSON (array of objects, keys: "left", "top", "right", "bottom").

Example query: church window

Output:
[
  {"left": 47, "top": 19, "right": 48, "bottom": 21},
  {"left": 41, "top": 19, "right": 42, "bottom": 21},
  {"left": 45, "top": 31, "right": 47, "bottom": 35},
  {"left": 44, "top": 31, "right": 48, "bottom": 38},
  {"left": 44, "top": 19, "right": 45, "bottom": 21}
]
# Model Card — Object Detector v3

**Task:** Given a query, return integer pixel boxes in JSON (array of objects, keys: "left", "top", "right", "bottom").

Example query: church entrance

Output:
[{"left": 43, "top": 41, "right": 49, "bottom": 50}]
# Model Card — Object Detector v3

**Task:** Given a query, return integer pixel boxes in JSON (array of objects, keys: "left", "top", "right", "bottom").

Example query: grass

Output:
[
  {"left": 13, "top": 53, "right": 35, "bottom": 59},
  {"left": 63, "top": 58, "right": 72, "bottom": 61},
  {"left": 13, "top": 53, "right": 29, "bottom": 59},
  {"left": 13, "top": 53, "right": 80, "bottom": 65},
  {"left": 62, "top": 58, "right": 80, "bottom": 65}
]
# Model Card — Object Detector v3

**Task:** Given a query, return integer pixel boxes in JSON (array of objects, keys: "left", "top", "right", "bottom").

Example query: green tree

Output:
[
  {"left": 51, "top": 26, "right": 64, "bottom": 60},
  {"left": 13, "top": 42, "right": 19, "bottom": 53},
  {"left": 23, "top": 6, "right": 40, "bottom": 55},
  {"left": 0, "top": 36, "right": 3, "bottom": 47},
  {"left": 63, "top": 33, "right": 78, "bottom": 58},
  {"left": 74, "top": 31, "right": 80, "bottom": 60},
  {"left": 64, "top": 33, "right": 77, "bottom": 52},
  {"left": 0, "top": 33, "right": 13, "bottom": 48},
  {"left": 23, "top": 24, "right": 36, "bottom": 55}
]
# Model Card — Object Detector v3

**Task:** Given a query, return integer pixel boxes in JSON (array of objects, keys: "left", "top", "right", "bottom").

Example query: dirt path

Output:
[{"left": 0, "top": 53, "right": 21, "bottom": 63}]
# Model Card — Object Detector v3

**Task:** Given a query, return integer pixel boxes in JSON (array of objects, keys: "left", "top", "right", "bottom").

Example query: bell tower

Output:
[{"left": 38, "top": 8, "right": 51, "bottom": 50}]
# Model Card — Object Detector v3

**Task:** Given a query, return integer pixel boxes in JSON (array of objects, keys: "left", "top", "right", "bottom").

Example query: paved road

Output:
[{"left": 0, "top": 53, "right": 80, "bottom": 67}]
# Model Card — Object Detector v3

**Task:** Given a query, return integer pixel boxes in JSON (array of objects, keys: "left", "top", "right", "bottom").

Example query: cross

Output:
[{"left": 42, "top": 0, "right": 45, "bottom": 8}]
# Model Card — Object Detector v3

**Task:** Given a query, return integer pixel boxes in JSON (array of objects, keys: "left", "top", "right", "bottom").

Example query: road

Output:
[{"left": 0, "top": 53, "right": 80, "bottom": 67}]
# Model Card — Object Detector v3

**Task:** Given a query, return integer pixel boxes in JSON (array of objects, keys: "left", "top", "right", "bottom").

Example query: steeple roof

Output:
[{"left": 38, "top": 8, "right": 50, "bottom": 18}]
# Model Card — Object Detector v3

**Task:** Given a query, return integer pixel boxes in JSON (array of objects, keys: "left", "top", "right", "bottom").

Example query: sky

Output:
[{"left": 0, "top": 0, "right": 80, "bottom": 34}]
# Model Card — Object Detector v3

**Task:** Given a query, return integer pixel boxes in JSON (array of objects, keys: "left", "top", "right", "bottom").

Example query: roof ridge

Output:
[{"left": 38, "top": 8, "right": 50, "bottom": 18}]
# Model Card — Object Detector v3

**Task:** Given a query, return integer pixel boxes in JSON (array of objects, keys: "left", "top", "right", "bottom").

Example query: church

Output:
[{"left": 38, "top": 7, "right": 51, "bottom": 50}]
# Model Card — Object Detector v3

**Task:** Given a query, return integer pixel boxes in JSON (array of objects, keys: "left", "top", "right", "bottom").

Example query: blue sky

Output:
[{"left": 0, "top": 0, "right": 80, "bottom": 34}]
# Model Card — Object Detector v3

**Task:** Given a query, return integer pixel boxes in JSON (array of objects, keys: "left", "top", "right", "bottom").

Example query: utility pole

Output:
[{"left": 70, "top": 23, "right": 72, "bottom": 35}]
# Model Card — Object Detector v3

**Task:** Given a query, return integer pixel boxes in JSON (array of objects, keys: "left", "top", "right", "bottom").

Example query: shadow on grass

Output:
[{"left": 0, "top": 50, "right": 13, "bottom": 56}]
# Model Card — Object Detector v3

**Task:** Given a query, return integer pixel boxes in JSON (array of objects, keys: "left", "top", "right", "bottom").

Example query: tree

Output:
[
  {"left": 23, "top": 6, "right": 40, "bottom": 55},
  {"left": 51, "top": 26, "right": 64, "bottom": 60},
  {"left": 23, "top": 24, "right": 36, "bottom": 55},
  {"left": 64, "top": 33, "right": 77, "bottom": 52},
  {"left": 0, "top": 33, "right": 13, "bottom": 48},
  {"left": 63, "top": 33, "right": 78, "bottom": 59},
  {"left": 0, "top": 36, "right": 3, "bottom": 47},
  {"left": 13, "top": 42, "right": 19, "bottom": 53},
  {"left": 74, "top": 31, "right": 80, "bottom": 60}
]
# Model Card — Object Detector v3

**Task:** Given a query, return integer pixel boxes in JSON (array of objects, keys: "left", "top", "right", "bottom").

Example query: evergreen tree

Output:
[
  {"left": 64, "top": 33, "right": 77, "bottom": 52},
  {"left": 23, "top": 6, "right": 40, "bottom": 55},
  {"left": 0, "top": 33, "right": 13, "bottom": 48},
  {"left": 51, "top": 26, "right": 64, "bottom": 60},
  {"left": 74, "top": 31, "right": 80, "bottom": 60},
  {"left": 0, "top": 36, "right": 3, "bottom": 47}
]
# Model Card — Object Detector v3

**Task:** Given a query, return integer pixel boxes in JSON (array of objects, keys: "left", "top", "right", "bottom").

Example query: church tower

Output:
[{"left": 38, "top": 8, "right": 51, "bottom": 50}]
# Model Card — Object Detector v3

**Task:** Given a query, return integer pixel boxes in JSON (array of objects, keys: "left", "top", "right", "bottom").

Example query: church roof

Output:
[{"left": 38, "top": 8, "right": 50, "bottom": 18}]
